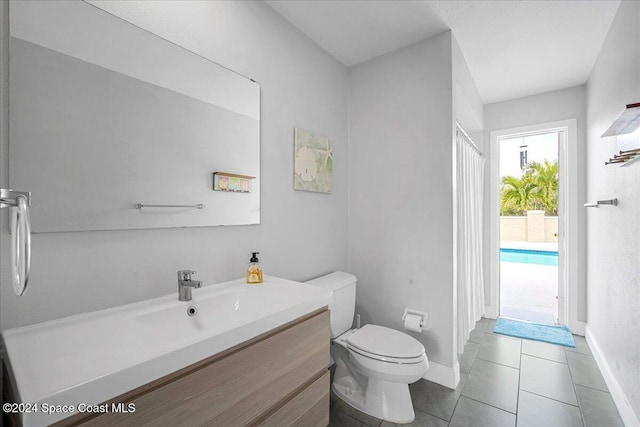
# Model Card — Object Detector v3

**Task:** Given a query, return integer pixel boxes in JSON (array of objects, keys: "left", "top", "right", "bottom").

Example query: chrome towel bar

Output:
[
  {"left": 135, "top": 203, "right": 205, "bottom": 209},
  {"left": 584, "top": 198, "right": 618, "bottom": 208}
]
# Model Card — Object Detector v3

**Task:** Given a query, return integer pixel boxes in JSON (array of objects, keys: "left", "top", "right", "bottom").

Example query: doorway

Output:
[
  {"left": 498, "top": 131, "right": 559, "bottom": 324},
  {"left": 489, "top": 119, "right": 579, "bottom": 330}
]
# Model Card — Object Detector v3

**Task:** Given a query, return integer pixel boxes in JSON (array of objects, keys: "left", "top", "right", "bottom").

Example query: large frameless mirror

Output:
[{"left": 9, "top": 0, "right": 260, "bottom": 232}]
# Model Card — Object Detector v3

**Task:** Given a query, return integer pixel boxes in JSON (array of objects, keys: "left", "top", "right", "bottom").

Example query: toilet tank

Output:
[{"left": 305, "top": 271, "right": 356, "bottom": 338}]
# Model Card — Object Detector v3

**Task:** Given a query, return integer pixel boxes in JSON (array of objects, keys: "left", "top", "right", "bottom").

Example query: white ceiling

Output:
[{"left": 266, "top": 0, "right": 621, "bottom": 104}]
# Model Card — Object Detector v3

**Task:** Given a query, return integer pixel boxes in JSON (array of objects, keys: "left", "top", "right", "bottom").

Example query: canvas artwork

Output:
[{"left": 293, "top": 128, "right": 332, "bottom": 193}]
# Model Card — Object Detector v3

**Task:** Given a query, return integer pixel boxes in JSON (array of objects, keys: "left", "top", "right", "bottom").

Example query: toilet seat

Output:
[
  {"left": 345, "top": 324, "right": 426, "bottom": 364},
  {"left": 347, "top": 345, "right": 427, "bottom": 364}
]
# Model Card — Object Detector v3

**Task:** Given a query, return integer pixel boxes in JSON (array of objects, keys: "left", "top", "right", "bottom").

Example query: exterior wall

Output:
[
  {"left": 526, "top": 210, "right": 545, "bottom": 243},
  {"left": 500, "top": 213, "right": 558, "bottom": 243},
  {"left": 500, "top": 217, "right": 528, "bottom": 241},
  {"left": 544, "top": 217, "right": 558, "bottom": 242}
]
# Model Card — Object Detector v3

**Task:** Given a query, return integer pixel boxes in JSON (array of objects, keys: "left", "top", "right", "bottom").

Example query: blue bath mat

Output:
[{"left": 493, "top": 318, "right": 576, "bottom": 347}]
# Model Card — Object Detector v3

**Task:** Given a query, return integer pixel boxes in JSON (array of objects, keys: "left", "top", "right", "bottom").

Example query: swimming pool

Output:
[{"left": 500, "top": 248, "right": 558, "bottom": 266}]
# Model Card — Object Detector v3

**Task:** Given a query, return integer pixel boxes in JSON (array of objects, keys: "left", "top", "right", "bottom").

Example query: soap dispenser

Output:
[{"left": 246, "top": 252, "right": 263, "bottom": 284}]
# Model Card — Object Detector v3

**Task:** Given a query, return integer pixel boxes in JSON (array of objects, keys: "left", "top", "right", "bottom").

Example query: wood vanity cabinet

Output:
[{"left": 53, "top": 308, "right": 330, "bottom": 427}]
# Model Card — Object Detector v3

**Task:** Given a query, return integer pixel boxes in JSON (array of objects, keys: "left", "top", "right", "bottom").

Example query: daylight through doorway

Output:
[{"left": 498, "top": 131, "right": 559, "bottom": 325}]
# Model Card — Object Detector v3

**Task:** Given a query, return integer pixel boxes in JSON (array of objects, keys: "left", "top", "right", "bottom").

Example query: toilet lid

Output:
[{"left": 346, "top": 324, "right": 425, "bottom": 359}]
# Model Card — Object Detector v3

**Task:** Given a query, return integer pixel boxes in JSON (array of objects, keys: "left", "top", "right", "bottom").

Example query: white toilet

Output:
[{"left": 306, "top": 271, "right": 429, "bottom": 424}]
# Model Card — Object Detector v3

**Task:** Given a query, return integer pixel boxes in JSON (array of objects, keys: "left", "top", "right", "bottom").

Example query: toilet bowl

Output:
[
  {"left": 332, "top": 325, "right": 428, "bottom": 423},
  {"left": 305, "top": 272, "right": 429, "bottom": 424}
]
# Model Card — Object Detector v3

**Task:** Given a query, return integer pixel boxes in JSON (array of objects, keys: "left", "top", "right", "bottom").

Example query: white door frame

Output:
[{"left": 488, "top": 119, "right": 582, "bottom": 334}]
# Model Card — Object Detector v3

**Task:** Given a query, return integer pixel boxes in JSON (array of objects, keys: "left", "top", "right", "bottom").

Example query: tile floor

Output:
[{"left": 328, "top": 318, "right": 624, "bottom": 427}]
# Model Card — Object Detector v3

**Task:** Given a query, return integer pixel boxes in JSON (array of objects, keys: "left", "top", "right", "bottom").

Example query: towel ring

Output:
[
  {"left": 1, "top": 189, "right": 32, "bottom": 296},
  {"left": 11, "top": 195, "right": 31, "bottom": 296}
]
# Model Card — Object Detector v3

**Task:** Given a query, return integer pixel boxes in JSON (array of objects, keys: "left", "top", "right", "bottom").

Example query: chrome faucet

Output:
[{"left": 177, "top": 270, "right": 202, "bottom": 301}]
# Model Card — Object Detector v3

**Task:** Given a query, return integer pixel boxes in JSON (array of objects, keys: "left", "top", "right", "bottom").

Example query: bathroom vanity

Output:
[{"left": 2, "top": 277, "right": 331, "bottom": 426}]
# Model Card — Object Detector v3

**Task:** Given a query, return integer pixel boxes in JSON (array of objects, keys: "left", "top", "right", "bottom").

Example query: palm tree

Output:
[
  {"left": 499, "top": 159, "right": 559, "bottom": 216},
  {"left": 500, "top": 175, "right": 540, "bottom": 215},
  {"left": 527, "top": 160, "right": 558, "bottom": 215}
]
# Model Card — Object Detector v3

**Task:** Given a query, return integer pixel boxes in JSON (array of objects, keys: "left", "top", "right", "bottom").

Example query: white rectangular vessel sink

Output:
[{"left": 2, "top": 276, "right": 331, "bottom": 427}]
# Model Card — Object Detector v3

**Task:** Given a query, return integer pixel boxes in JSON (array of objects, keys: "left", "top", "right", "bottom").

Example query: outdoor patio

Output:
[{"left": 500, "top": 241, "right": 558, "bottom": 325}]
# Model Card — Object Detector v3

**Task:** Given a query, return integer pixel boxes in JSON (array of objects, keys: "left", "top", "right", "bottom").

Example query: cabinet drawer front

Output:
[
  {"left": 259, "top": 370, "right": 329, "bottom": 427},
  {"left": 80, "top": 310, "right": 329, "bottom": 427}
]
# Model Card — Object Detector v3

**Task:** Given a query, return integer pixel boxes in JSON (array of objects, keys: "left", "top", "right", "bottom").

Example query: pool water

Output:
[{"left": 500, "top": 248, "right": 558, "bottom": 266}]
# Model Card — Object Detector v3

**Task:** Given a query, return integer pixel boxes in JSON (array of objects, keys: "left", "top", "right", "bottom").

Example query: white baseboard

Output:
[
  {"left": 570, "top": 320, "right": 585, "bottom": 336},
  {"left": 422, "top": 360, "right": 460, "bottom": 390},
  {"left": 484, "top": 305, "right": 498, "bottom": 320},
  {"left": 585, "top": 325, "right": 640, "bottom": 427}
]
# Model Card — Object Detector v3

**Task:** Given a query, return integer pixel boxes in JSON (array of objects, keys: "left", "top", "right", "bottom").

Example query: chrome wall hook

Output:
[{"left": 584, "top": 198, "right": 618, "bottom": 208}]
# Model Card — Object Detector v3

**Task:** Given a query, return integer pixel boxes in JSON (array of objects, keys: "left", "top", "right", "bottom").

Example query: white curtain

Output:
[{"left": 456, "top": 128, "right": 486, "bottom": 354}]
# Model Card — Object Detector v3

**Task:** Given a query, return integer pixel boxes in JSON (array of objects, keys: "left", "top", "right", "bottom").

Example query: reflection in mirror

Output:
[{"left": 9, "top": 1, "right": 260, "bottom": 232}]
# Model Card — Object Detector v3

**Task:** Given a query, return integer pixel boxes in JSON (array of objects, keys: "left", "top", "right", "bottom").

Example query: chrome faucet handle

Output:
[
  {"left": 177, "top": 270, "right": 200, "bottom": 301},
  {"left": 177, "top": 270, "right": 196, "bottom": 281}
]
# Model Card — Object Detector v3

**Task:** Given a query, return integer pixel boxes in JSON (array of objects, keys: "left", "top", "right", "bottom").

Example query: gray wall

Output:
[
  {"left": 483, "top": 85, "right": 587, "bottom": 320},
  {"left": 585, "top": 0, "right": 640, "bottom": 418},
  {"left": 452, "top": 34, "right": 483, "bottom": 137},
  {"left": 348, "top": 32, "right": 457, "bottom": 369},
  {"left": 1, "top": 1, "right": 348, "bottom": 329}
]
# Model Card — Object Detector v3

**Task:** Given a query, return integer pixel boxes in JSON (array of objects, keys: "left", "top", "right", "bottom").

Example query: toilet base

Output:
[{"left": 333, "top": 364, "right": 416, "bottom": 424}]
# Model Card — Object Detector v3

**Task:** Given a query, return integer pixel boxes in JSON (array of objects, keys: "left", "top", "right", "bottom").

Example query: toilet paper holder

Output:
[{"left": 402, "top": 308, "right": 428, "bottom": 331}]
